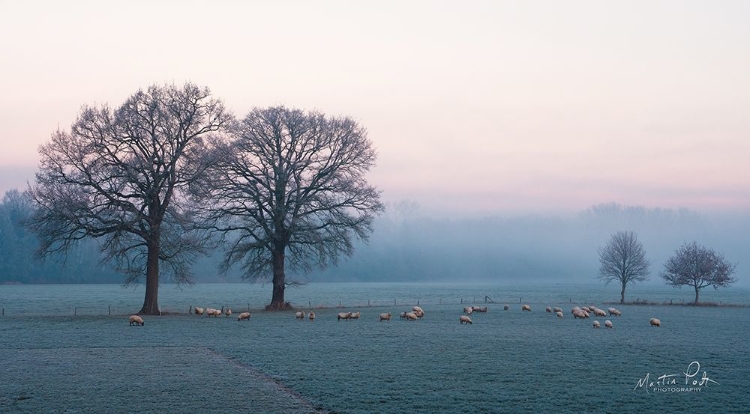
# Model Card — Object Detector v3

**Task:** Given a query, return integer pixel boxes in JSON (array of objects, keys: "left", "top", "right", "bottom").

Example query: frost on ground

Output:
[{"left": 0, "top": 347, "right": 324, "bottom": 413}]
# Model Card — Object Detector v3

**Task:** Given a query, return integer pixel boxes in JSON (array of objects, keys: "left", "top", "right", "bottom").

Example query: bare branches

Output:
[
  {"left": 662, "top": 241, "right": 737, "bottom": 304},
  {"left": 597, "top": 231, "right": 650, "bottom": 303},
  {"left": 28, "top": 83, "right": 230, "bottom": 310},
  {"left": 194, "top": 106, "right": 384, "bottom": 289}
]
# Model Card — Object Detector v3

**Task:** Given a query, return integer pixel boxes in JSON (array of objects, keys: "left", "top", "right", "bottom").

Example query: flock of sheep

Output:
[{"left": 127, "top": 303, "right": 662, "bottom": 328}]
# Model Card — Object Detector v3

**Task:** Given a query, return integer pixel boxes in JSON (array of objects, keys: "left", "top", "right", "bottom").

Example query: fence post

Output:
[
  {"left": 417, "top": 299, "right": 420, "bottom": 306},
  {"left": 461, "top": 298, "right": 463, "bottom": 304},
  {"left": 74, "top": 307, "right": 77, "bottom": 316},
  {"left": 109, "top": 305, "right": 111, "bottom": 316}
]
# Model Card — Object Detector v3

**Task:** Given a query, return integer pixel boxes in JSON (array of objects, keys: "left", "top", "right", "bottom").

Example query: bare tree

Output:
[
  {"left": 28, "top": 83, "right": 231, "bottom": 314},
  {"left": 597, "top": 231, "right": 650, "bottom": 304},
  {"left": 194, "top": 106, "right": 384, "bottom": 310},
  {"left": 662, "top": 241, "right": 737, "bottom": 304}
]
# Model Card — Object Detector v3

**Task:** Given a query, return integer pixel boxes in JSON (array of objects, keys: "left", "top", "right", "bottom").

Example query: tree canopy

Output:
[
  {"left": 194, "top": 106, "right": 383, "bottom": 309},
  {"left": 662, "top": 241, "right": 737, "bottom": 304},
  {"left": 597, "top": 230, "right": 650, "bottom": 304},
  {"left": 28, "top": 83, "right": 231, "bottom": 314}
]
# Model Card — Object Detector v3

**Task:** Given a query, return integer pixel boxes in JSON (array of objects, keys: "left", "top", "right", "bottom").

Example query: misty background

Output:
[{"left": 2, "top": 188, "right": 747, "bottom": 287}]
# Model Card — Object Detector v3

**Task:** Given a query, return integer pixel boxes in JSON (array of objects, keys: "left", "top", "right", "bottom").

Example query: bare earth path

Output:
[{"left": 0, "top": 347, "right": 325, "bottom": 413}]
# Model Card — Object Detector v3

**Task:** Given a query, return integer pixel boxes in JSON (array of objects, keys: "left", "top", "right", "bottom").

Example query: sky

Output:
[{"left": 1, "top": 0, "right": 749, "bottom": 216}]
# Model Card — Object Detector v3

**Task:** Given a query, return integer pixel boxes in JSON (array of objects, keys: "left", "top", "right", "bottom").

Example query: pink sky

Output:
[{"left": 1, "top": 1, "right": 749, "bottom": 215}]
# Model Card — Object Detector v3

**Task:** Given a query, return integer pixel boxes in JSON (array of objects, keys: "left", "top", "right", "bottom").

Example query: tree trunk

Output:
[
  {"left": 267, "top": 249, "right": 288, "bottom": 310},
  {"left": 620, "top": 282, "right": 626, "bottom": 304},
  {"left": 694, "top": 286, "right": 700, "bottom": 305},
  {"left": 138, "top": 237, "right": 161, "bottom": 315}
]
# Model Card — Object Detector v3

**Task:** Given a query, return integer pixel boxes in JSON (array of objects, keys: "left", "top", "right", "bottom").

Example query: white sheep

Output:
[
  {"left": 555, "top": 311, "right": 563, "bottom": 318},
  {"left": 521, "top": 304, "right": 531, "bottom": 312},
  {"left": 129, "top": 315, "right": 144, "bottom": 326},
  {"left": 582, "top": 306, "right": 591, "bottom": 313},
  {"left": 459, "top": 315, "right": 473, "bottom": 324},
  {"left": 412, "top": 306, "right": 425, "bottom": 318},
  {"left": 379, "top": 312, "right": 391, "bottom": 321},
  {"left": 194, "top": 306, "right": 204, "bottom": 315},
  {"left": 206, "top": 308, "right": 220, "bottom": 317},
  {"left": 295, "top": 311, "right": 305, "bottom": 319},
  {"left": 553, "top": 307, "right": 562, "bottom": 313},
  {"left": 337, "top": 312, "right": 352, "bottom": 321},
  {"left": 604, "top": 320, "right": 613, "bottom": 328},
  {"left": 472, "top": 306, "right": 488, "bottom": 313},
  {"left": 308, "top": 311, "right": 316, "bottom": 321},
  {"left": 237, "top": 312, "right": 251, "bottom": 321},
  {"left": 592, "top": 320, "right": 600, "bottom": 328},
  {"left": 399, "top": 311, "right": 408, "bottom": 319},
  {"left": 593, "top": 308, "right": 607, "bottom": 317},
  {"left": 225, "top": 308, "right": 232, "bottom": 317},
  {"left": 349, "top": 312, "right": 361, "bottom": 320},
  {"left": 573, "top": 309, "right": 589, "bottom": 319},
  {"left": 608, "top": 307, "right": 621, "bottom": 316},
  {"left": 650, "top": 318, "right": 661, "bottom": 327},
  {"left": 405, "top": 312, "right": 418, "bottom": 321},
  {"left": 545, "top": 306, "right": 552, "bottom": 313},
  {"left": 464, "top": 306, "right": 473, "bottom": 315}
]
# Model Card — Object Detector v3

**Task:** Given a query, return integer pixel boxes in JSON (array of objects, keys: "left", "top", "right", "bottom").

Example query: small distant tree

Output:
[
  {"left": 662, "top": 241, "right": 737, "bottom": 304},
  {"left": 597, "top": 231, "right": 650, "bottom": 304}
]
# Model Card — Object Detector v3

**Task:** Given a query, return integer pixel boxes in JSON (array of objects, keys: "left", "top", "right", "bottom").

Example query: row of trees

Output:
[
  {"left": 27, "top": 83, "right": 383, "bottom": 314},
  {"left": 598, "top": 231, "right": 737, "bottom": 304}
]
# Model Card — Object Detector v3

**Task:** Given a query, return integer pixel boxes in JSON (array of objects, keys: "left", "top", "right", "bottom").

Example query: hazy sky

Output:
[{"left": 1, "top": 0, "right": 749, "bottom": 215}]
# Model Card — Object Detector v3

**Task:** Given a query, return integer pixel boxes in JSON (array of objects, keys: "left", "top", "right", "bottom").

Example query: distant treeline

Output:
[{"left": 1, "top": 190, "right": 747, "bottom": 285}]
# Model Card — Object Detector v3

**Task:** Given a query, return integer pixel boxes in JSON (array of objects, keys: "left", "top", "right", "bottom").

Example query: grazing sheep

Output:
[
  {"left": 604, "top": 320, "right": 613, "bottom": 328},
  {"left": 471, "top": 306, "right": 488, "bottom": 313},
  {"left": 582, "top": 306, "right": 591, "bottom": 313},
  {"left": 545, "top": 306, "right": 552, "bottom": 313},
  {"left": 608, "top": 307, "right": 621, "bottom": 316},
  {"left": 573, "top": 309, "right": 589, "bottom": 319},
  {"left": 553, "top": 307, "right": 562, "bottom": 313},
  {"left": 571, "top": 306, "right": 581, "bottom": 314},
  {"left": 459, "top": 315, "right": 473, "bottom": 324},
  {"left": 503, "top": 305, "right": 509, "bottom": 311},
  {"left": 308, "top": 311, "right": 316, "bottom": 321},
  {"left": 194, "top": 306, "right": 204, "bottom": 315},
  {"left": 405, "top": 312, "right": 418, "bottom": 321},
  {"left": 464, "top": 306, "right": 473, "bottom": 315},
  {"left": 399, "top": 311, "right": 408, "bottom": 319},
  {"left": 128, "top": 315, "right": 144, "bottom": 326},
  {"left": 379, "top": 312, "right": 392, "bottom": 321},
  {"left": 337, "top": 312, "right": 352, "bottom": 321},
  {"left": 521, "top": 304, "right": 531, "bottom": 312},
  {"left": 206, "top": 308, "right": 221, "bottom": 317},
  {"left": 593, "top": 320, "right": 600, "bottom": 328},
  {"left": 225, "top": 308, "right": 232, "bottom": 317},
  {"left": 593, "top": 308, "right": 607, "bottom": 317},
  {"left": 650, "top": 318, "right": 661, "bottom": 327},
  {"left": 349, "top": 312, "right": 361, "bottom": 320},
  {"left": 237, "top": 312, "right": 251, "bottom": 321},
  {"left": 555, "top": 311, "right": 563, "bottom": 318},
  {"left": 412, "top": 306, "right": 425, "bottom": 318},
  {"left": 295, "top": 311, "right": 305, "bottom": 319}
]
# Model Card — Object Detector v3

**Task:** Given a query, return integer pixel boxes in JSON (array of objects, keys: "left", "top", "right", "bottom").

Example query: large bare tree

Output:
[
  {"left": 597, "top": 230, "right": 650, "bottom": 304},
  {"left": 195, "top": 106, "right": 383, "bottom": 310},
  {"left": 662, "top": 241, "right": 737, "bottom": 304},
  {"left": 28, "top": 83, "right": 231, "bottom": 314}
]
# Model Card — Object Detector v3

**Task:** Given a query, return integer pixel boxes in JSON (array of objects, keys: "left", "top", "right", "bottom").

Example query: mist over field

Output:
[
  {"left": 2, "top": 185, "right": 747, "bottom": 289},
  {"left": 299, "top": 202, "right": 749, "bottom": 286}
]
